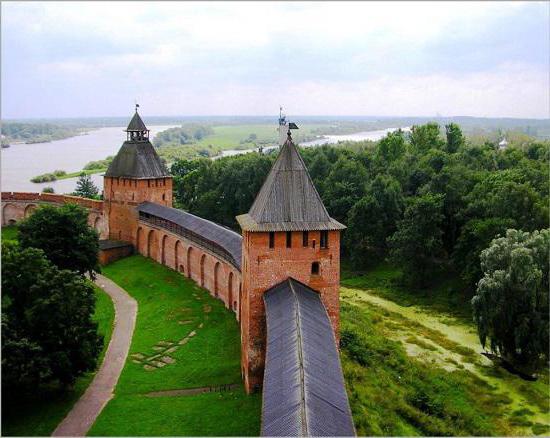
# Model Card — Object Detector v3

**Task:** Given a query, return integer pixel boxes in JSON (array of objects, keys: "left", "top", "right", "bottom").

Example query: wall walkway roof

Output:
[
  {"left": 137, "top": 202, "right": 242, "bottom": 270},
  {"left": 262, "top": 278, "right": 355, "bottom": 436}
]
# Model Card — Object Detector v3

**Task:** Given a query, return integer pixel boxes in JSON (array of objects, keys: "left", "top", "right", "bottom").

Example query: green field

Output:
[
  {"left": 2, "top": 283, "right": 115, "bottom": 436},
  {"left": 341, "top": 265, "right": 550, "bottom": 436},
  {"left": 88, "top": 255, "right": 261, "bottom": 436},
  {"left": 155, "top": 123, "right": 329, "bottom": 162}
]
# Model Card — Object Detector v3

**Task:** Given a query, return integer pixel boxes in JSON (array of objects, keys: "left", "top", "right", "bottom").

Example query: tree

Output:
[
  {"left": 471, "top": 229, "right": 549, "bottom": 371},
  {"left": 410, "top": 123, "right": 445, "bottom": 153},
  {"left": 2, "top": 242, "right": 102, "bottom": 391},
  {"left": 347, "top": 174, "right": 404, "bottom": 267},
  {"left": 324, "top": 156, "right": 368, "bottom": 223},
  {"left": 445, "top": 123, "right": 465, "bottom": 153},
  {"left": 73, "top": 174, "right": 99, "bottom": 199},
  {"left": 388, "top": 193, "right": 445, "bottom": 286},
  {"left": 453, "top": 218, "right": 514, "bottom": 289},
  {"left": 18, "top": 203, "right": 100, "bottom": 277},
  {"left": 42, "top": 187, "right": 55, "bottom": 193},
  {"left": 375, "top": 130, "right": 406, "bottom": 164}
]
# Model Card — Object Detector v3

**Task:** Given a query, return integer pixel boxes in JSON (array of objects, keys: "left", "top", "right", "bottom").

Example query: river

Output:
[
  {"left": 2, "top": 125, "right": 408, "bottom": 194},
  {"left": 216, "top": 126, "right": 410, "bottom": 159},
  {"left": 1, "top": 125, "right": 177, "bottom": 194}
]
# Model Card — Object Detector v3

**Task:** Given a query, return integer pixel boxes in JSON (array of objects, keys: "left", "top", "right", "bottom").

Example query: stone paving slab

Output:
[{"left": 52, "top": 274, "right": 138, "bottom": 437}]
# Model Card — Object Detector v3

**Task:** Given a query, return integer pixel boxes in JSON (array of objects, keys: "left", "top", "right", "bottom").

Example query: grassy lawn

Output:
[
  {"left": 341, "top": 266, "right": 550, "bottom": 436},
  {"left": 88, "top": 255, "right": 261, "bottom": 436},
  {"left": 2, "top": 284, "right": 115, "bottom": 436}
]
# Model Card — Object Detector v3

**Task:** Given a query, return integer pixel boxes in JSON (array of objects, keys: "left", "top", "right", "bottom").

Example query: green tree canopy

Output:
[
  {"left": 1, "top": 242, "right": 102, "bottom": 391},
  {"left": 18, "top": 204, "right": 100, "bottom": 277},
  {"left": 388, "top": 193, "right": 445, "bottom": 286},
  {"left": 347, "top": 174, "right": 404, "bottom": 267},
  {"left": 471, "top": 229, "right": 549, "bottom": 371},
  {"left": 410, "top": 123, "right": 445, "bottom": 153},
  {"left": 445, "top": 123, "right": 465, "bottom": 153}
]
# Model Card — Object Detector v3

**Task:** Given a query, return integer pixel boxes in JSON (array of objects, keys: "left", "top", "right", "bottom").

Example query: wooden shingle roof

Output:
[
  {"left": 262, "top": 278, "right": 355, "bottom": 436},
  {"left": 105, "top": 140, "right": 169, "bottom": 178},
  {"left": 126, "top": 111, "right": 148, "bottom": 132},
  {"left": 236, "top": 134, "right": 345, "bottom": 232}
]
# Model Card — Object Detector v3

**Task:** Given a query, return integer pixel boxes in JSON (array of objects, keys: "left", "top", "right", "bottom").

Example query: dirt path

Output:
[{"left": 52, "top": 274, "right": 137, "bottom": 437}]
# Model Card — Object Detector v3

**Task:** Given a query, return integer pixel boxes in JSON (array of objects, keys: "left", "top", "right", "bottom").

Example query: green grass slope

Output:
[{"left": 88, "top": 255, "right": 261, "bottom": 436}]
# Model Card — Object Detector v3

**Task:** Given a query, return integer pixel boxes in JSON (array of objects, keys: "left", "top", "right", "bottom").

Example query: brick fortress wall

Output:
[
  {"left": 240, "top": 229, "right": 341, "bottom": 392},
  {"left": 1, "top": 192, "right": 108, "bottom": 238}
]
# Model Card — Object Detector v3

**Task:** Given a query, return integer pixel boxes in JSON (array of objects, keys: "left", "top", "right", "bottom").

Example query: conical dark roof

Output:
[
  {"left": 126, "top": 111, "right": 147, "bottom": 132},
  {"left": 105, "top": 140, "right": 169, "bottom": 178},
  {"left": 236, "top": 135, "right": 345, "bottom": 232}
]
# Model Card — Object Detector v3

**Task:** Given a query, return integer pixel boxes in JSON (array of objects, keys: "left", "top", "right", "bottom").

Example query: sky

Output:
[{"left": 1, "top": 1, "right": 549, "bottom": 119}]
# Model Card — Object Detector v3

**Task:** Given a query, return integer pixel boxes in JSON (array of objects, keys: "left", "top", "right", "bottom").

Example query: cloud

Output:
[{"left": 1, "top": 1, "right": 548, "bottom": 118}]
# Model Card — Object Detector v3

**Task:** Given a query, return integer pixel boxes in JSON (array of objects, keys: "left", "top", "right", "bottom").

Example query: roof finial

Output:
[{"left": 135, "top": 101, "right": 140, "bottom": 112}]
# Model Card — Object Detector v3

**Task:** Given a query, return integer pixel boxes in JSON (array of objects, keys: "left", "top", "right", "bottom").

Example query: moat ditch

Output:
[{"left": 341, "top": 286, "right": 550, "bottom": 436}]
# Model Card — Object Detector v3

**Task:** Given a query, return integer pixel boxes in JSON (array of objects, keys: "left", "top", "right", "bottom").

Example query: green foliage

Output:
[
  {"left": 375, "top": 129, "right": 406, "bottom": 164},
  {"left": 410, "top": 123, "right": 445, "bottom": 153},
  {"left": 472, "top": 229, "right": 549, "bottom": 370},
  {"left": 18, "top": 203, "right": 100, "bottom": 277},
  {"left": 83, "top": 156, "right": 113, "bottom": 170},
  {"left": 1, "top": 242, "right": 102, "bottom": 391},
  {"left": 445, "top": 123, "right": 465, "bottom": 153},
  {"left": 388, "top": 193, "right": 445, "bottom": 286},
  {"left": 73, "top": 174, "right": 100, "bottom": 199},
  {"left": 171, "top": 153, "right": 274, "bottom": 228},
  {"left": 1, "top": 122, "right": 82, "bottom": 144},
  {"left": 2, "top": 225, "right": 19, "bottom": 242},
  {"left": 324, "top": 155, "right": 368, "bottom": 223},
  {"left": 42, "top": 187, "right": 55, "bottom": 193},
  {"left": 464, "top": 172, "right": 548, "bottom": 231},
  {"left": 2, "top": 284, "right": 115, "bottom": 437},
  {"left": 153, "top": 124, "right": 215, "bottom": 147},
  {"left": 347, "top": 174, "right": 404, "bottom": 267},
  {"left": 31, "top": 173, "right": 58, "bottom": 183},
  {"left": 453, "top": 218, "right": 514, "bottom": 288}
]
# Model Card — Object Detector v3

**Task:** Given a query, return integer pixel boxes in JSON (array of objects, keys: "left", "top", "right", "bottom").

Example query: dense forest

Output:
[{"left": 171, "top": 122, "right": 548, "bottom": 288}]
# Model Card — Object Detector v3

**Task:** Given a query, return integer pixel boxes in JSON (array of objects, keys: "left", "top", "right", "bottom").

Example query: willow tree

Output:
[{"left": 472, "top": 229, "right": 549, "bottom": 371}]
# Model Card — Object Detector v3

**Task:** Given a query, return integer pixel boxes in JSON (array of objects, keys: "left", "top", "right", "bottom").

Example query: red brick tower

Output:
[
  {"left": 103, "top": 107, "right": 172, "bottom": 243},
  {"left": 236, "top": 131, "right": 346, "bottom": 393}
]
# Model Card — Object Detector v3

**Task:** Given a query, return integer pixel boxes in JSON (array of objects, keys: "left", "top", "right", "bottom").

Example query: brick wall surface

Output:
[
  {"left": 240, "top": 229, "right": 341, "bottom": 392},
  {"left": 134, "top": 221, "right": 242, "bottom": 318},
  {"left": 103, "top": 176, "right": 172, "bottom": 242},
  {"left": 99, "top": 244, "right": 134, "bottom": 265},
  {"left": 1, "top": 192, "right": 108, "bottom": 238}
]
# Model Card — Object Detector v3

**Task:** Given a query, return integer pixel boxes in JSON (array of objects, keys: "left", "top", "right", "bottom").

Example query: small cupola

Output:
[{"left": 125, "top": 104, "right": 150, "bottom": 142}]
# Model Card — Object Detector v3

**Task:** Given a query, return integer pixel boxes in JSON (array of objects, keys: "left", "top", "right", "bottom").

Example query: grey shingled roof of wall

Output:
[
  {"left": 262, "top": 278, "right": 355, "bottom": 437},
  {"left": 137, "top": 201, "right": 242, "bottom": 270}
]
